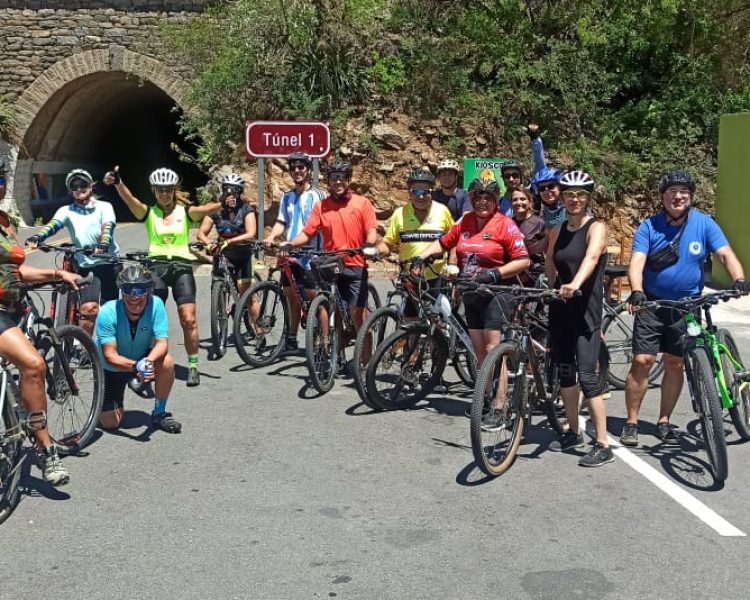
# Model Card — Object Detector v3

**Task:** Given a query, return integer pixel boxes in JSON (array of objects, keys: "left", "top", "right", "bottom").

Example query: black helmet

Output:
[
  {"left": 659, "top": 171, "right": 695, "bottom": 194},
  {"left": 287, "top": 152, "right": 312, "bottom": 170},
  {"left": 468, "top": 177, "right": 501, "bottom": 196},
  {"left": 407, "top": 169, "right": 435, "bottom": 185},
  {"left": 326, "top": 160, "right": 352, "bottom": 178},
  {"left": 117, "top": 264, "right": 154, "bottom": 290},
  {"left": 500, "top": 160, "right": 523, "bottom": 174}
]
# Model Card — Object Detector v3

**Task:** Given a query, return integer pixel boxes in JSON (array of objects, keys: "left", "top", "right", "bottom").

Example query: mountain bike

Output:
[
  {"left": 641, "top": 290, "right": 750, "bottom": 482},
  {"left": 305, "top": 249, "right": 381, "bottom": 394}
]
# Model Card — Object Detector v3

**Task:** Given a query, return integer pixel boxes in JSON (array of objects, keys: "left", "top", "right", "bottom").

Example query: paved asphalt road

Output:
[{"left": 2, "top": 223, "right": 750, "bottom": 599}]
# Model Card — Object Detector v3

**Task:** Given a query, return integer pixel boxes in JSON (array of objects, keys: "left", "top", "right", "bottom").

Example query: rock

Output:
[
  {"left": 423, "top": 127, "right": 437, "bottom": 138},
  {"left": 340, "top": 146, "right": 352, "bottom": 157},
  {"left": 476, "top": 135, "right": 487, "bottom": 146},
  {"left": 371, "top": 124, "right": 407, "bottom": 150},
  {"left": 377, "top": 163, "right": 395, "bottom": 173}
]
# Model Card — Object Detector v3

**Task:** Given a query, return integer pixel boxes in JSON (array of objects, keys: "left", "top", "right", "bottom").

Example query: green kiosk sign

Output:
[{"left": 462, "top": 158, "right": 514, "bottom": 194}]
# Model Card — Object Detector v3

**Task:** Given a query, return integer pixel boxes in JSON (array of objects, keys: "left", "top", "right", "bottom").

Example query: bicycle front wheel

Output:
[
  {"left": 718, "top": 329, "right": 750, "bottom": 440},
  {"left": 602, "top": 304, "right": 664, "bottom": 389},
  {"left": 352, "top": 305, "right": 401, "bottom": 407},
  {"left": 41, "top": 325, "right": 104, "bottom": 455},
  {"left": 470, "top": 342, "right": 525, "bottom": 477},
  {"left": 0, "top": 378, "right": 22, "bottom": 525},
  {"left": 306, "top": 295, "right": 338, "bottom": 394},
  {"left": 234, "top": 281, "right": 288, "bottom": 367},
  {"left": 210, "top": 278, "right": 232, "bottom": 358},
  {"left": 689, "top": 347, "right": 729, "bottom": 481},
  {"left": 365, "top": 325, "right": 448, "bottom": 411}
]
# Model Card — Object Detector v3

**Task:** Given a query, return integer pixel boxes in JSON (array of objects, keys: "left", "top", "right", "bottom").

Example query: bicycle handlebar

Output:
[
  {"left": 12, "top": 271, "right": 95, "bottom": 294},
  {"left": 641, "top": 289, "right": 745, "bottom": 312}
]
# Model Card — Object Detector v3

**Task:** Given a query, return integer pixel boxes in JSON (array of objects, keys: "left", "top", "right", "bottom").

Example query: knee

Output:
[
  {"left": 579, "top": 370, "right": 605, "bottom": 399},
  {"left": 157, "top": 353, "right": 175, "bottom": 374},
  {"left": 179, "top": 312, "right": 197, "bottom": 330},
  {"left": 663, "top": 353, "right": 684, "bottom": 373},
  {"left": 631, "top": 354, "right": 655, "bottom": 375},
  {"left": 80, "top": 302, "right": 99, "bottom": 322},
  {"left": 21, "top": 353, "right": 46, "bottom": 381},
  {"left": 99, "top": 410, "right": 122, "bottom": 430},
  {"left": 557, "top": 362, "right": 577, "bottom": 388}
]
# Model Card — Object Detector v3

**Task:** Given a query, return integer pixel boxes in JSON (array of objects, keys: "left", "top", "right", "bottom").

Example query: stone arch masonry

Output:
[{"left": 0, "top": 1, "right": 214, "bottom": 221}]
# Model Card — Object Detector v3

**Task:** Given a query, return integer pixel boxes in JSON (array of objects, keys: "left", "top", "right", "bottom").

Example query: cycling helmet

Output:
[
  {"left": 407, "top": 169, "right": 436, "bottom": 185},
  {"left": 658, "top": 170, "right": 695, "bottom": 194},
  {"left": 149, "top": 168, "right": 179, "bottom": 187},
  {"left": 65, "top": 168, "right": 93, "bottom": 189},
  {"left": 560, "top": 170, "right": 595, "bottom": 192},
  {"left": 530, "top": 167, "right": 562, "bottom": 188},
  {"left": 287, "top": 152, "right": 313, "bottom": 170},
  {"left": 116, "top": 263, "right": 154, "bottom": 290},
  {"left": 221, "top": 173, "right": 245, "bottom": 190},
  {"left": 468, "top": 177, "right": 501, "bottom": 196},
  {"left": 437, "top": 159, "right": 461, "bottom": 173},
  {"left": 326, "top": 160, "right": 353, "bottom": 177},
  {"left": 500, "top": 160, "right": 523, "bottom": 174}
]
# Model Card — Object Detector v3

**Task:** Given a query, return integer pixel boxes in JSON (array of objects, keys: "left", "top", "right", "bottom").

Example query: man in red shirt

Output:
[{"left": 285, "top": 160, "right": 378, "bottom": 335}]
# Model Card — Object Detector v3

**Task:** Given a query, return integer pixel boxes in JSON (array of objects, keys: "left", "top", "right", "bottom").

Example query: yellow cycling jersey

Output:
[{"left": 384, "top": 201, "right": 454, "bottom": 278}]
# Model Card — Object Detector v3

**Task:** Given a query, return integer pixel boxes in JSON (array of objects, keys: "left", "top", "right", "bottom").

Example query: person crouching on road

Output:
[{"left": 96, "top": 264, "right": 181, "bottom": 434}]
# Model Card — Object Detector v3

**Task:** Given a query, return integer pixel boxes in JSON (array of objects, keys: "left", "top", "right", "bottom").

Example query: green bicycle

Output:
[{"left": 643, "top": 290, "right": 750, "bottom": 482}]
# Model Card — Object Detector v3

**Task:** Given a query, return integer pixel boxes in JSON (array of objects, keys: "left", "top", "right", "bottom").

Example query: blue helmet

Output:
[{"left": 530, "top": 167, "right": 562, "bottom": 192}]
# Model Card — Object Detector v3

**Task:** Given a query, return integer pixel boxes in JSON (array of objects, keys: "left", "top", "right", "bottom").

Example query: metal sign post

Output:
[
  {"left": 312, "top": 158, "right": 319, "bottom": 188},
  {"left": 257, "top": 158, "right": 265, "bottom": 250}
]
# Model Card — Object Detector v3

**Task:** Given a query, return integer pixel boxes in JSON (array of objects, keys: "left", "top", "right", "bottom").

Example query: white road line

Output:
[{"left": 579, "top": 417, "right": 746, "bottom": 537}]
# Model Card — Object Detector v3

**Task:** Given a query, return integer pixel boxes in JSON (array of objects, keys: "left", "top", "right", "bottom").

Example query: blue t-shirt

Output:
[
  {"left": 95, "top": 296, "right": 169, "bottom": 371},
  {"left": 433, "top": 188, "right": 471, "bottom": 222},
  {"left": 51, "top": 200, "right": 120, "bottom": 267},
  {"left": 632, "top": 209, "right": 728, "bottom": 300}
]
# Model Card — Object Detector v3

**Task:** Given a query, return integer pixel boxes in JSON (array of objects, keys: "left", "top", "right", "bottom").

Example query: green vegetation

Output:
[
  {"left": 0, "top": 96, "right": 15, "bottom": 139},
  {"left": 157, "top": 0, "right": 750, "bottom": 201}
]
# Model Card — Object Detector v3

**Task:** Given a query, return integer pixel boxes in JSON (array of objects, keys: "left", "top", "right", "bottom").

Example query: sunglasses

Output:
[
  {"left": 121, "top": 285, "right": 150, "bottom": 297},
  {"left": 537, "top": 183, "right": 558, "bottom": 193},
  {"left": 328, "top": 173, "right": 348, "bottom": 182},
  {"left": 503, "top": 171, "right": 522, "bottom": 179},
  {"left": 472, "top": 195, "right": 495, "bottom": 204},
  {"left": 290, "top": 163, "right": 309, "bottom": 172},
  {"left": 152, "top": 186, "right": 175, "bottom": 194},
  {"left": 410, "top": 188, "right": 432, "bottom": 198},
  {"left": 562, "top": 190, "right": 591, "bottom": 201},
  {"left": 68, "top": 181, "right": 91, "bottom": 192},
  {"left": 222, "top": 185, "right": 242, "bottom": 195}
]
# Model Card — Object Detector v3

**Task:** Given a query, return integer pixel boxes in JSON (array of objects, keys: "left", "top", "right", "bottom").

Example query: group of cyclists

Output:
[{"left": 2, "top": 120, "right": 748, "bottom": 489}]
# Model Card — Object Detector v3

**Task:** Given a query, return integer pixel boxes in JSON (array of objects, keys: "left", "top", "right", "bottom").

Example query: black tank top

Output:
[{"left": 552, "top": 218, "right": 606, "bottom": 331}]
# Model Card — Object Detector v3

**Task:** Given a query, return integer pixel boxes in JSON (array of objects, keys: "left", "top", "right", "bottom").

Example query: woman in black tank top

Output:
[{"left": 544, "top": 171, "right": 613, "bottom": 468}]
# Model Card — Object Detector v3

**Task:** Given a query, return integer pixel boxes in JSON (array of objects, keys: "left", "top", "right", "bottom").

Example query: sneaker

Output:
[
  {"left": 186, "top": 366, "right": 200, "bottom": 387},
  {"left": 579, "top": 442, "right": 615, "bottom": 467},
  {"left": 549, "top": 430, "right": 585, "bottom": 452},
  {"left": 433, "top": 379, "right": 449, "bottom": 394},
  {"left": 619, "top": 422, "right": 639, "bottom": 447},
  {"left": 151, "top": 411, "right": 182, "bottom": 434},
  {"left": 284, "top": 337, "right": 299, "bottom": 353},
  {"left": 38, "top": 445, "right": 70, "bottom": 486},
  {"left": 481, "top": 411, "right": 510, "bottom": 432},
  {"left": 655, "top": 421, "right": 679, "bottom": 444}
]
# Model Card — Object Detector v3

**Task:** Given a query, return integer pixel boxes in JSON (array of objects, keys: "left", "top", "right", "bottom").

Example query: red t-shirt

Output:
[
  {"left": 440, "top": 212, "right": 528, "bottom": 277},
  {"left": 302, "top": 192, "right": 377, "bottom": 268}
]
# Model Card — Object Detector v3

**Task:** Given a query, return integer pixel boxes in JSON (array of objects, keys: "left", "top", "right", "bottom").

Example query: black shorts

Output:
[
  {"left": 336, "top": 267, "right": 369, "bottom": 309},
  {"left": 153, "top": 261, "right": 196, "bottom": 306},
  {"left": 77, "top": 263, "right": 119, "bottom": 305},
  {"left": 221, "top": 246, "right": 255, "bottom": 282},
  {"left": 462, "top": 290, "right": 516, "bottom": 330},
  {"left": 0, "top": 310, "right": 20, "bottom": 337},
  {"left": 549, "top": 317, "right": 606, "bottom": 399},
  {"left": 402, "top": 278, "right": 441, "bottom": 318},
  {"left": 632, "top": 305, "right": 689, "bottom": 357},
  {"left": 280, "top": 261, "right": 316, "bottom": 290},
  {"left": 102, "top": 369, "right": 134, "bottom": 413}
]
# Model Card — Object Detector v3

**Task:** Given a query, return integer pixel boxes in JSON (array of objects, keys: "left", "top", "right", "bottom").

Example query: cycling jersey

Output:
[
  {"left": 39, "top": 200, "right": 120, "bottom": 267},
  {"left": 0, "top": 229, "right": 25, "bottom": 311},
  {"left": 96, "top": 296, "right": 169, "bottom": 371},
  {"left": 302, "top": 191, "right": 377, "bottom": 268},
  {"left": 432, "top": 188, "right": 471, "bottom": 222},
  {"left": 211, "top": 203, "right": 255, "bottom": 239},
  {"left": 383, "top": 202, "right": 454, "bottom": 279},
  {"left": 514, "top": 214, "right": 547, "bottom": 263},
  {"left": 145, "top": 205, "right": 194, "bottom": 261},
  {"left": 439, "top": 212, "right": 528, "bottom": 277},
  {"left": 633, "top": 209, "right": 728, "bottom": 300},
  {"left": 277, "top": 188, "right": 325, "bottom": 247}
]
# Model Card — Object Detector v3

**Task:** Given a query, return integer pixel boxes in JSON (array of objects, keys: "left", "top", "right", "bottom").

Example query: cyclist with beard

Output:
[
  {"left": 26, "top": 168, "right": 120, "bottom": 337},
  {"left": 264, "top": 153, "right": 326, "bottom": 352}
]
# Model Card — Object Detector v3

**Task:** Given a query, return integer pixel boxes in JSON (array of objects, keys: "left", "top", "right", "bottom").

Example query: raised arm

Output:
[
  {"left": 187, "top": 200, "right": 222, "bottom": 221},
  {"left": 104, "top": 166, "right": 148, "bottom": 220}
]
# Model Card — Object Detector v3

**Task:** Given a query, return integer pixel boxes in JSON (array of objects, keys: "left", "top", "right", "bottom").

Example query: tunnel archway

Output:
[{"left": 13, "top": 47, "right": 207, "bottom": 224}]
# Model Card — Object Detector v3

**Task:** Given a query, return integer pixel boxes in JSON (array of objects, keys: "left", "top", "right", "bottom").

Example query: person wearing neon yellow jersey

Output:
[
  {"left": 104, "top": 166, "right": 220, "bottom": 387},
  {"left": 376, "top": 169, "right": 454, "bottom": 317}
]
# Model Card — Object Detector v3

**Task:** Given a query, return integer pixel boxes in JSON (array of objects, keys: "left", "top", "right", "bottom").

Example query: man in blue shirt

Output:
[
  {"left": 96, "top": 264, "right": 181, "bottom": 433},
  {"left": 621, "top": 171, "right": 749, "bottom": 446}
]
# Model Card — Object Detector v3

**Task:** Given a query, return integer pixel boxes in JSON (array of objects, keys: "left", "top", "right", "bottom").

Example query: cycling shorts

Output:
[
  {"left": 462, "top": 290, "right": 516, "bottom": 330},
  {"left": 632, "top": 305, "right": 688, "bottom": 357},
  {"left": 549, "top": 309, "right": 606, "bottom": 399},
  {"left": 220, "top": 246, "right": 254, "bottom": 283},
  {"left": 0, "top": 310, "right": 20, "bottom": 338},
  {"left": 336, "top": 267, "right": 369, "bottom": 309},
  {"left": 153, "top": 261, "right": 196, "bottom": 306},
  {"left": 101, "top": 370, "right": 134, "bottom": 413},
  {"left": 78, "top": 263, "right": 119, "bottom": 305}
]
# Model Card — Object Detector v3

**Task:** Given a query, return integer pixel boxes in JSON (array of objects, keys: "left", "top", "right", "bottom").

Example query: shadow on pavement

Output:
[
  {"left": 99, "top": 410, "right": 158, "bottom": 443},
  {"left": 20, "top": 449, "right": 72, "bottom": 502}
]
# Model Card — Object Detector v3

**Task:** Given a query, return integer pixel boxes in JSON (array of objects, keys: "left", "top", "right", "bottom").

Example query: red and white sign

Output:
[{"left": 245, "top": 120, "right": 331, "bottom": 159}]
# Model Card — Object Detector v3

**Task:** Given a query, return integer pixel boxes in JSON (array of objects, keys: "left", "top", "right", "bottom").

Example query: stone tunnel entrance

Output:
[{"left": 20, "top": 70, "right": 206, "bottom": 223}]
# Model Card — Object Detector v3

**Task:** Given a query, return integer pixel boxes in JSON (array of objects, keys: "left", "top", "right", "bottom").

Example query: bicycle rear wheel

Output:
[
  {"left": 689, "top": 347, "right": 729, "bottom": 481},
  {"left": 210, "top": 278, "right": 231, "bottom": 358},
  {"left": 41, "top": 325, "right": 104, "bottom": 455},
  {"left": 0, "top": 378, "right": 22, "bottom": 525},
  {"left": 602, "top": 304, "right": 664, "bottom": 389},
  {"left": 306, "top": 295, "right": 338, "bottom": 394},
  {"left": 365, "top": 326, "right": 448, "bottom": 410},
  {"left": 234, "top": 281, "right": 288, "bottom": 367},
  {"left": 470, "top": 342, "right": 525, "bottom": 477},
  {"left": 718, "top": 329, "right": 750, "bottom": 440},
  {"left": 352, "top": 305, "right": 401, "bottom": 407}
]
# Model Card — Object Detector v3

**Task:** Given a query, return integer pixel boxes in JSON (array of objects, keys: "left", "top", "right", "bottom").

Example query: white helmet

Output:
[
  {"left": 437, "top": 159, "right": 461, "bottom": 173},
  {"left": 221, "top": 173, "right": 245, "bottom": 189},
  {"left": 65, "top": 168, "right": 93, "bottom": 189},
  {"left": 149, "top": 168, "right": 179, "bottom": 187},
  {"left": 560, "top": 170, "right": 594, "bottom": 192}
]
